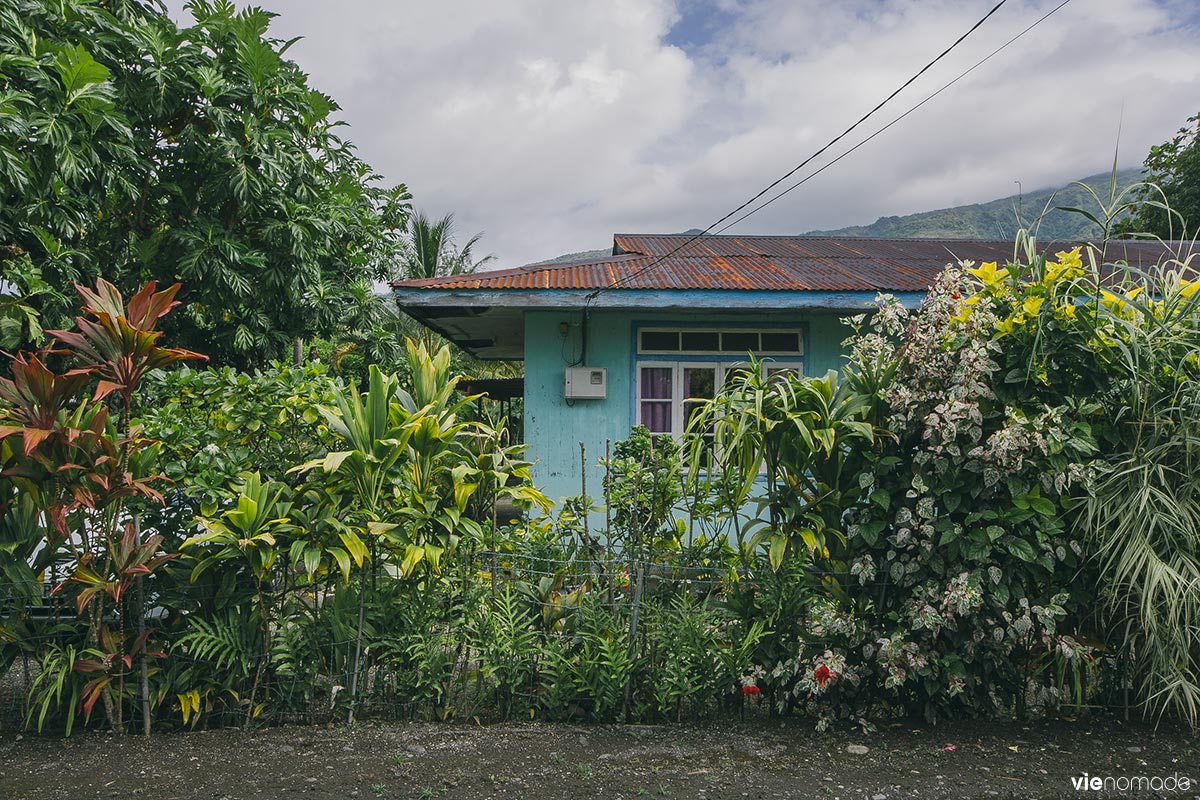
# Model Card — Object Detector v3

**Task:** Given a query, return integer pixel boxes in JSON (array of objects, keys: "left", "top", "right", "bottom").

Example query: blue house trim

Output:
[{"left": 392, "top": 287, "right": 927, "bottom": 311}]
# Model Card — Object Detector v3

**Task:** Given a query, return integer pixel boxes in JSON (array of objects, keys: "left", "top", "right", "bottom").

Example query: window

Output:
[
  {"left": 638, "top": 328, "right": 804, "bottom": 356},
  {"left": 637, "top": 361, "right": 803, "bottom": 440},
  {"left": 634, "top": 326, "right": 805, "bottom": 445}
]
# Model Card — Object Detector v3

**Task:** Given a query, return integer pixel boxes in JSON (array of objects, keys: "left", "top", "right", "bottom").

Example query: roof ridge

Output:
[
  {"left": 614, "top": 232, "right": 1021, "bottom": 243},
  {"left": 392, "top": 237, "right": 1195, "bottom": 292}
]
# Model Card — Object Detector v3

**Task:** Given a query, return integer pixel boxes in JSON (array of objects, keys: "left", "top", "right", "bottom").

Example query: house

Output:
[{"left": 392, "top": 233, "right": 1182, "bottom": 505}]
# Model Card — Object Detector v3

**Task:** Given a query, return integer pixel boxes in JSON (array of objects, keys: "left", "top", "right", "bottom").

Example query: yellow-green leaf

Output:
[
  {"left": 400, "top": 544, "right": 424, "bottom": 576},
  {"left": 768, "top": 533, "right": 787, "bottom": 571},
  {"left": 339, "top": 530, "right": 368, "bottom": 566},
  {"left": 330, "top": 547, "right": 351, "bottom": 582}
]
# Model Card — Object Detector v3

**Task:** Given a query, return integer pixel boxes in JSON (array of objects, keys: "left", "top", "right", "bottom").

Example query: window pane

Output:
[
  {"left": 720, "top": 331, "right": 758, "bottom": 352},
  {"left": 761, "top": 331, "right": 800, "bottom": 352},
  {"left": 640, "top": 401, "right": 672, "bottom": 433},
  {"left": 680, "top": 330, "right": 720, "bottom": 351},
  {"left": 640, "top": 367, "right": 672, "bottom": 399},
  {"left": 683, "top": 367, "right": 716, "bottom": 399},
  {"left": 640, "top": 330, "right": 679, "bottom": 351}
]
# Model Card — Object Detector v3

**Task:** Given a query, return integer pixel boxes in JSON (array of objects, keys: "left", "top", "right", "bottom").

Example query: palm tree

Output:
[
  {"left": 397, "top": 211, "right": 494, "bottom": 353},
  {"left": 398, "top": 211, "right": 494, "bottom": 281}
]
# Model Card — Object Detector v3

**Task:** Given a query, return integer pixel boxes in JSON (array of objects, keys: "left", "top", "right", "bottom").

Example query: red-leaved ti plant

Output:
[
  {"left": 48, "top": 278, "right": 206, "bottom": 411},
  {"left": 1, "top": 278, "right": 204, "bottom": 734}
]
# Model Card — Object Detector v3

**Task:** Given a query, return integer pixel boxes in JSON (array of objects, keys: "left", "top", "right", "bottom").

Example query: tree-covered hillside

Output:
[{"left": 804, "top": 169, "right": 1141, "bottom": 240}]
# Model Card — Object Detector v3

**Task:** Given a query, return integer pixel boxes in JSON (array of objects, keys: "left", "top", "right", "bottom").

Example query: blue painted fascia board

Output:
[{"left": 392, "top": 287, "right": 927, "bottom": 310}]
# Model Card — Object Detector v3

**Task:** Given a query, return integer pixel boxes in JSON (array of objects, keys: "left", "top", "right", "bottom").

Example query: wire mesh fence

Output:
[
  {"left": 1, "top": 545, "right": 1135, "bottom": 736},
  {"left": 0, "top": 549, "right": 770, "bottom": 734}
]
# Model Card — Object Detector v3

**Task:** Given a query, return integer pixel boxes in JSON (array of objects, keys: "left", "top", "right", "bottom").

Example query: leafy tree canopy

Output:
[
  {"left": 0, "top": 0, "right": 411, "bottom": 365},
  {"left": 1126, "top": 110, "right": 1200, "bottom": 240}
]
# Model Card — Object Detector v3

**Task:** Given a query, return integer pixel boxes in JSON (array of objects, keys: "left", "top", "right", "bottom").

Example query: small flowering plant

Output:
[{"left": 813, "top": 663, "right": 832, "bottom": 689}]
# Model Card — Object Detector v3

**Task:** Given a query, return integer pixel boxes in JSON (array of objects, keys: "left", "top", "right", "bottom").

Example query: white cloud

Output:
[{"left": 165, "top": 0, "right": 1200, "bottom": 265}]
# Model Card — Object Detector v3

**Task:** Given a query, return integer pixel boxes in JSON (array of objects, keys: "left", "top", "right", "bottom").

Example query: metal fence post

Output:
[
  {"left": 604, "top": 439, "right": 612, "bottom": 605},
  {"left": 622, "top": 563, "right": 644, "bottom": 721}
]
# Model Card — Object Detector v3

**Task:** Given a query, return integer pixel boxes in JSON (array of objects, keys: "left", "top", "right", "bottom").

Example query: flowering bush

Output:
[
  {"left": 756, "top": 247, "right": 1108, "bottom": 725},
  {"left": 748, "top": 238, "right": 1200, "bottom": 728}
]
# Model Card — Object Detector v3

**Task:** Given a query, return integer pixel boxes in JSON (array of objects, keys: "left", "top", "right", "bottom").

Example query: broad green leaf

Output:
[
  {"left": 330, "top": 548, "right": 351, "bottom": 582},
  {"left": 1005, "top": 537, "right": 1037, "bottom": 562}
]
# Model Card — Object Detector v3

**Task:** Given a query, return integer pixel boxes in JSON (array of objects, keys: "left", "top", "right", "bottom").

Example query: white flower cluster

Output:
[{"left": 809, "top": 601, "right": 859, "bottom": 639}]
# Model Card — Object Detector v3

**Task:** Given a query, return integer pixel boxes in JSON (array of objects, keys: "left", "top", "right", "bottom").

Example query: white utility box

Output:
[{"left": 564, "top": 367, "right": 607, "bottom": 399}]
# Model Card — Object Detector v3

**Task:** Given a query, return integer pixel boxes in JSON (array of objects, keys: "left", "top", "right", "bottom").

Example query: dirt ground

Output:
[{"left": 0, "top": 716, "right": 1196, "bottom": 800}]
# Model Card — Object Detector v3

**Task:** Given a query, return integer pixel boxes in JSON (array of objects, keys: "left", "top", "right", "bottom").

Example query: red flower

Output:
[
  {"left": 814, "top": 664, "right": 833, "bottom": 688},
  {"left": 742, "top": 684, "right": 760, "bottom": 696}
]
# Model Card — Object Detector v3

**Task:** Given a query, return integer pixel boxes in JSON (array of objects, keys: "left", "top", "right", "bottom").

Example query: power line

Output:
[
  {"left": 585, "top": 0, "right": 1013, "bottom": 301},
  {"left": 714, "top": 0, "right": 1074, "bottom": 234}
]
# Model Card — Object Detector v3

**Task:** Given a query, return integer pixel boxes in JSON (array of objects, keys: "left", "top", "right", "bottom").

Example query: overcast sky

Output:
[{"left": 167, "top": 0, "right": 1200, "bottom": 267}]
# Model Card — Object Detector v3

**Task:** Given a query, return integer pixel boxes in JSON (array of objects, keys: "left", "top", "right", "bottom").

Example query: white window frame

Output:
[
  {"left": 635, "top": 359, "right": 806, "bottom": 442},
  {"left": 637, "top": 327, "right": 805, "bottom": 358}
]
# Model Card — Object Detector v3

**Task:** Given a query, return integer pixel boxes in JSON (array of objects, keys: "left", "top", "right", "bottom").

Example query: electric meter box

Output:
[{"left": 564, "top": 367, "right": 607, "bottom": 399}]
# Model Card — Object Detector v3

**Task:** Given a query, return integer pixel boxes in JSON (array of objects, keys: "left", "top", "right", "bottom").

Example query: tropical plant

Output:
[
  {"left": 0, "top": 0, "right": 411, "bottom": 365},
  {"left": 395, "top": 211, "right": 493, "bottom": 352},
  {"left": 25, "top": 644, "right": 95, "bottom": 736},
  {"left": 604, "top": 426, "right": 683, "bottom": 558},
  {"left": 1074, "top": 257, "right": 1200, "bottom": 727},
  {"left": 542, "top": 597, "right": 632, "bottom": 722},
  {"left": 0, "top": 254, "right": 66, "bottom": 351},
  {"left": 1123, "top": 110, "right": 1199, "bottom": 239},
  {"left": 172, "top": 606, "right": 263, "bottom": 728},
  {"left": 470, "top": 587, "right": 538, "bottom": 719},
  {"left": 321, "top": 285, "right": 411, "bottom": 383},
  {"left": 644, "top": 596, "right": 766, "bottom": 720},
  {"left": 184, "top": 472, "right": 295, "bottom": 725},
  {"left": 1, "top": 277, "right": 200, "bottom": 732},
  {"left": 136, "top": 359, "right": 340, "bottom": 522},
  {"left": 398, "top": 211, "right": 493, "bottom": 282},
  {"left": 684, "top": 365, "right": 875, "bottom": 573},
  {"left": 821, "top": 256, "right": 1103, "bottom": 724}
]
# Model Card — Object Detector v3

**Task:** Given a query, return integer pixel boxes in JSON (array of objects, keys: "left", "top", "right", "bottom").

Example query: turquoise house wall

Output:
[{"left": 523, "top": 308, "right": 852, "bottom": 507}]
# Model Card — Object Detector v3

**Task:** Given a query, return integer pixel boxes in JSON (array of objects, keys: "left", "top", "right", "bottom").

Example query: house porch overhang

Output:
[{"left": 391, "top": 287, "right": 926, "bottom": 360}]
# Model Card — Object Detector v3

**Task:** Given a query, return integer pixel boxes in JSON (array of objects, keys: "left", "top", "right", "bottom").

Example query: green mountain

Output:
[
  {"left": 523, "top": 230, "right": 706, "bottom": 267},
  {"left": 803, "top": 169, "right": 1142, "bottom": 240},
  {"left": 529, "top": 173, "right": 1144, "bottom": 266},
  {"left": 527, "top": 248, "right": 611, "bottom": 266}
]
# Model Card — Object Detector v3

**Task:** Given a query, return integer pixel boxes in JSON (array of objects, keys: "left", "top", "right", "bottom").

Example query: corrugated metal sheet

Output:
[{"left": 393, "top": 235, "right": 1197, "bottom": 294}]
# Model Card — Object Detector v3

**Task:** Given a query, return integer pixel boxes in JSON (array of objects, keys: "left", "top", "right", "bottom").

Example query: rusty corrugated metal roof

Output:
[{"left": 392, "top": 235, "right": 1196, "bottom": 294}]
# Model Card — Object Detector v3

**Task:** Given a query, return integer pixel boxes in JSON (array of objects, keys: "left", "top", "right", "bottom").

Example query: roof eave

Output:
[{"left": 392, "top": 287, "right": 927, "bottom": 311}]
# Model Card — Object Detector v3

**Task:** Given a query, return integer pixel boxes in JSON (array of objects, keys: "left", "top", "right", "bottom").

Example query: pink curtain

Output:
[
  {"left": 640, "top": 367, "right": 672, "bottom": 433},
  {"left": 641, "top": 402, "right": 671, "bottom": 433},
  {"left": 641, "top": 367, "right": 671, "bottom": 398}
]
